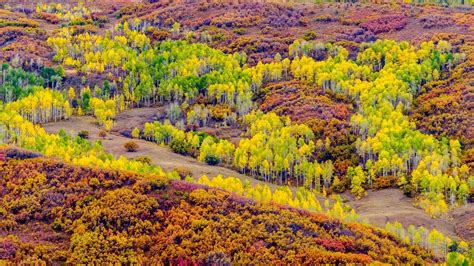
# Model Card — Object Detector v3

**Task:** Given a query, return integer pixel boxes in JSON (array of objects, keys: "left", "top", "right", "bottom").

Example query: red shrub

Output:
[
  {"left": 33, "top": 12, "right": 60, "bottom": 24},
  {"left": 315, "top": 237, "right": 347, "bottom": 252},
  {"left": 360, "top": 14, "right": 407, "bottom": 34}
]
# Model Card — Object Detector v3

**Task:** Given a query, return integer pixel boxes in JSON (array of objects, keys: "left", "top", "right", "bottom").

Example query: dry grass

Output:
[{"left": 344, "top": 189, "right": 461, "bottom": 240}]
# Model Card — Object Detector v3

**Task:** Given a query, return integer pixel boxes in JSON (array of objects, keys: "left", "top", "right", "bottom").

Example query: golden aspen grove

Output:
[{"left": 0, "top": 0, "right": 472, "bottom": 264}]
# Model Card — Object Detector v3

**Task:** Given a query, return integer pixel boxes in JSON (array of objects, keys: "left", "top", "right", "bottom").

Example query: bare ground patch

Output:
[
  {"left": 450, "top": 204, "right": 474, "bottom": 242},
  {"left": 111, "top": 107, "right": 164, "bottom": 136},
  {"left": 343, "top": 189, "right": 469, "bottom": 241}
]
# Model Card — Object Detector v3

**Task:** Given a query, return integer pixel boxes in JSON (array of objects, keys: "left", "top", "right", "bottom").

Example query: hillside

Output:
[
  {"left": 42, "top": 111, "right": 469, "bottom": 243},
  {"left": 0, "top": 0, "right": 473, "bottom": 264},
  {"left": 0, "top": 153, "right": 438, "bottom": 264}
]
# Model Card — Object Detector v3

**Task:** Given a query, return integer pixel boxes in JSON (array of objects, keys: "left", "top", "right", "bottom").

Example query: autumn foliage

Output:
[
  {"left": 0, "top": 1, "right": 472, "bottom": 264},
  {"left": 0, "top": 157, "right": 438, "bottom": 264}
]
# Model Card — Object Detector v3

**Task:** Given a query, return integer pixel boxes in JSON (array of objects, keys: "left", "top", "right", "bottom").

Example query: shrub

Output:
[
  {"left": 4, "top": 148, "right": 42, "bottom": 160},
  {"left": 335, "top": 28, "right": 376, "bottom": 43},
  {"left": 146, "top": 28, "right": 171, "bottom": 42},
  {"left": 209, "top": 104, "right": 231, "bottom": 121},
  {"left": 90, "top": 13, "right": 108, "bottom": 24},
  {"left": 315, "top": 14, "right": 334, "bottom": 22},
  {"left": 141, "top": 175, "right": 168, "bottom": 191},
  {"left": 174, "top": 167, "right": 192, "bottom": 180},
  {"left": 205, "top": 251, "right": 231, "bottom": 266},
  {"left": 89, "top": 177, "right": 100, "bottom": 187},
  {"left": 69, "top": 24, "right": 99, "bottom": 35},
  {"left": 124, "top": 141, "right": 139, "bottom": 152},
  {"left": 373, "top": 175, "right": 398, "bottom": 190},
  {"left": 33, "top": 12, "right": 60, "bottom": 24},
  {"left": 212, "top": 32, "right": 226, "bottom": 42},
  {"left": 52, "top": 218, "right": 62, "bottom": 231},
  {"left": 170, "top": 138, "right": 190, "bottom": 155},
  {"left": 232, "top": 28, "right": 246, "bottom": 35},
  {"left": 330, "top": 176, "right": 349, "bottom": 193},
  {"left": 303, "top": 31, "right": 317, "bottom": 41},
  {"left": 419, "top": 15, "right": 454, "bottom": 29},
  {"left": 98, "top": 130, "right": 107, "bottom": 139},
  {"left": 204, "top": 154, "right": 219, "bottom": 165},
  {"left": 133, "top": 156, "right": 152, "bottom": 165},
  {"left": 78, "top": 130, "right": 89, "bottom": 139}
]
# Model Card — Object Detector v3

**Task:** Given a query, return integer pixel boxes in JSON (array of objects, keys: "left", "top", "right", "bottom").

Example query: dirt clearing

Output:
[{"left": 343, "top": 189, "right": 470, "bottom": 241}]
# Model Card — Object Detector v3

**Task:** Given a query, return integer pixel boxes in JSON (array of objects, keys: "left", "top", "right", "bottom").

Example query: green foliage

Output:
[
  {"left": 40, "top": 66, "right": 63, "bottom": 89},
  {"left": 133, "top": 156, "right": 152, "bottom": 165},
  {"left": 170, "top": 138, "right": 190, "bottom": 155},
  {"left": 0, "top": 64, "right": 45, "bottom": 103},
  {"left": 80, "top": 87, "right": 91, "bottom": 111},
  {"left": 11, "top": 31, "right": 474, "bottom": 216},
  {"left": 77, "top": 130, "right": 89, "bottom": 139},
  {"left": 198, "top": 136, "right": 235, "bottom": 165},
  {"left": 204, "top": 154, "right": 219, "bottom": 165}
]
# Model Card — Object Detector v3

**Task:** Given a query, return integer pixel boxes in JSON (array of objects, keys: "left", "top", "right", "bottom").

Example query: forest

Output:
[{"left": 0, "top": 0, "right": 472, "bottom": 264}]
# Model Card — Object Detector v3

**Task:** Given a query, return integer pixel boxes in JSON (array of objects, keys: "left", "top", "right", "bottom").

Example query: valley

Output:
[{"left": 0, "top": 0, "right": 472, "bottom": 264}]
